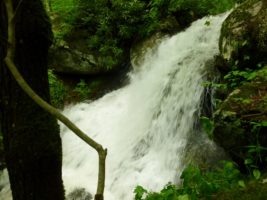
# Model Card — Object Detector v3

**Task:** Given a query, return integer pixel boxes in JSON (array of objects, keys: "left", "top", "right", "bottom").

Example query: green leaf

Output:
[
  {"left": 238, "top": 180, "right": 246, "bottom": 188},
  {"left": 253, "top": 169, "right": 261, "bottom": 180},
  {"left": 134, "top": 185, "right": 147, "bottom": 200},
  {"left": 204, "top": 20, "right": 210, "bottom": 26},
  {"left": 200, "top": 117, "right": 214, "bottom": 138},
  {"left": 178, "top": 194, "right": 190, "bottom": 200},
  {"left": 244, "top": 158, "right": 253, "bottom": 165}
]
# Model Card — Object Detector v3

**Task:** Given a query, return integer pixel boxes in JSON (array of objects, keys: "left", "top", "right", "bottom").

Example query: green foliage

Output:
[
  {"left": 74, "top": 79, "right": 101, "bottom": 101},
  {"left": 244, "top": 121, "right": 267, "bottom": 174},
  {"left": 134, "top": 185, "right": 148, "bottom": 200},
  {"left": 168, "top": 0, "right": 238, "bottom": 16},
  {"left": 49, "top": 0, "right": 247, "bottom": 69},
  {"left": 200, "top": 117, "right": 214, "bottom": 139},
  {"left": 224, "top": 68, "right": 257, "bottom": 88},
  {"left": 50, "top": 0, "right": 78, "bottom": 39},
  {"left": 134, "top": 161, "right": 242, "bottom": 200},
  {"left": 74, "top": 80, "right": 91, "bottom": 101},
  {"left": 50, "top": 0, "right": 75, "bottom": 14},
  {"left": 179, "top": 161, "right": 240, "bottom": 199},
  {"left": 252, "top": 169, "right": 261, "bottom": 180},
  {"left": 48, "top": 70, "right": 67, "bottom": 108},
  {"left": 232, "top": 97, "right": 252, "bottom": 104},
  {"left": 52, "top": 0, "right": 241, "bottom": 69},
  {"left": 72, "top": 0, "right": 148, "bottom": 68}
]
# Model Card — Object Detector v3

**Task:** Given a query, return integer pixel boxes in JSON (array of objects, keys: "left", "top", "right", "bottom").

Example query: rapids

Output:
[{"left": 0, "top": 13, "right": 228, "bottom": 200}]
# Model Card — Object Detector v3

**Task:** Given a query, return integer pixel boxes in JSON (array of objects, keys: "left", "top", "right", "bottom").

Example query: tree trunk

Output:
[{"left": 0, "top": 0, "right": 65, "bottom": 199}]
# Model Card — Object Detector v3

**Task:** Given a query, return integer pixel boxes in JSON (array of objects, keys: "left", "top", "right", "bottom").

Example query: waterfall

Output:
[{"left": 0, "top": 13, "right": 228, "bottom": 200}]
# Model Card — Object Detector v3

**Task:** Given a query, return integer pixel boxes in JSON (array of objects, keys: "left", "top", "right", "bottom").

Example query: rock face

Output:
[
  {"left": 213, "top": 67, "right": 267, "bottom": 171},
  {"left": 66, "top": 188, "right": 92, "bottom": 200},
  {"left": 130, "top": 33, "right": 166, "bottom": 71},
  {"left": 48, "top": 28, "right": 121, "bottom": 75},
  {"left": 219, "top": 0, "right": 267, "bottom": 71},
  {"left": 48, "top": 45, "right": 114, "bottom": 75}
]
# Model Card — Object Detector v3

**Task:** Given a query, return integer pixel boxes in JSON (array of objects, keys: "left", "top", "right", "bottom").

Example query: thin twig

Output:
[
  {"left": 12, "top": 0, "right": 23, "bottom": 19},
  {"left": 241, "top": 113, "right": 264, "bottom": 119}
]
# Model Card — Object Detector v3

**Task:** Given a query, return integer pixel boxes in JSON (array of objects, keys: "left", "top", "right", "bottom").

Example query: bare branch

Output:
[{"left": 13, "top": 0, "right": 23, "bottom": 19}]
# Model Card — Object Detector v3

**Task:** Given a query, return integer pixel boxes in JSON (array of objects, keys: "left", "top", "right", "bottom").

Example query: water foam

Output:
[{"left": 0, "top": 13, "right": 228, "bottom": 200}]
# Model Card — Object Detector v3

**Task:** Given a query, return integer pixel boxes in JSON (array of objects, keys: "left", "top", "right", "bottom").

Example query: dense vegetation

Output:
[
  {"left": 50, "top": 0, "right": 246, "bottom": 69},
  {"left": 134, "top": 161, "right": 267, "bottom": 200}
]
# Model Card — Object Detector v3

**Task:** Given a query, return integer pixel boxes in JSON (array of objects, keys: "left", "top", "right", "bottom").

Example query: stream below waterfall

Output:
[{"left": 0, "top": 13, "right": 228, "bottom": 200}]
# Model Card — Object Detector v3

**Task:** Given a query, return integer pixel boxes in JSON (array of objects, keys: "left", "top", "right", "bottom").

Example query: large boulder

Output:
[
  {"left": 213, "top": 67, "right": 267, "bottom": 171},
  {"left": 48, "top": 28, "right": 121, "bottom": 75},
  {"left": 219, "top": 0, "right": 267, "bottom": 72},
  {"left": 48, "top": 43, "right": 120, "bottom": 75},
  {"left": 48, "top": 45, "right": 111, "bottom": 75},
  {"left": 130, "top": 33, "right": 166, "bottom": 71}
]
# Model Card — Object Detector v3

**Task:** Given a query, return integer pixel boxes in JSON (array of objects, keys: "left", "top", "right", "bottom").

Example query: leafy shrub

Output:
[
  {"left": 57, "top": 0, "right": 242, "bottom": 69},
  {"left": 48, "top": 70, "right": 67, "bottom": 108},
  {"left": 224, "top": 68, "right": 257, "bottom": 88},
  {"left": 74, "top": 79, "right": 91, "bottom": 101},
  {"left": 200, "top": 116, "right": 214, "bottom": 139},
  {"left": 48, "top": 0, "right": 247, "bottom": 69},
  {"left": 244, "top": 121, "right": 267, "bottom": 175},
  {"left": 168, "top": 0, "right": 235, "bottom": 16},
  {"left": 74, "top": 79, "right": 101, "bottom": 101},
  {"left": 134, "top": 161, "right": 242, "bottom": 200},
  {"left": 49, "top": 0, "right": 78, "bottom": 39}
]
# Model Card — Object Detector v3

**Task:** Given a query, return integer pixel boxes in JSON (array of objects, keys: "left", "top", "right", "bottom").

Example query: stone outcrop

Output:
[
  {"left": 130, "top": 33, "right": 166, "bottom": 71},
  {"left": 219, "top": 0, "right": 267, "bottom": 71},
  {"left": 48, "top": 44, "right": 116, "bottom": 75},
  {"left": 48, "top": 28, "right": 121, "bottom": 75}
]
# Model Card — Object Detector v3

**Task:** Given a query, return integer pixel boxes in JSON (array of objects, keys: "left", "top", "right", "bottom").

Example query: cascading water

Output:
[
  {"left": 0, "top": 13, "right": 228, "bottom": 200},
  {"left": 61, "top": 13, "right": 228, "bottom": 200}
]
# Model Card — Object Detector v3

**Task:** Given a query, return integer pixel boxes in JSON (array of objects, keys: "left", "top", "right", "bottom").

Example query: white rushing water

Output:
[
  {"left": 61, "top": 14, "right": 228, "bottom": 200},
  {"left": 0, "top": 13, "right": 228, "bottom": 200}
]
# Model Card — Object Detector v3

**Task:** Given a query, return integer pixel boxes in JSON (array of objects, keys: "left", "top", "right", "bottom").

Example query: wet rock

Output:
[
  {"left": 130, "top": 33, "right": 166, "bottom": 71},
  {"left": 48, "top": 45, "right": 113, "bottom": 75},
  {"left": 66, "top": 188, "right": 93, "bottom": 200},
  {"left": 219, "top": 0, "right": 267, "bottom": 71}
]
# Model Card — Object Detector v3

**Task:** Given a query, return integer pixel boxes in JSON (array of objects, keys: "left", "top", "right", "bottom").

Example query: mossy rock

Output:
[
  {"left": 66, "top": 188, "right": 92, "bottom": 200},
  {"left": 130, "top": 16, "right": 180, "bottom": 71},
  {"left": 213, "top": 67, "right": 267, "bottom": 171},
  {"left": 213, "top": 173, "right": 267, "bottom": 200},
  {"left": 219, "top": 0, "right": 267, "bottom": 72},
  {"left": 49, "top": 28, "right": 124, "bottom": 75}
]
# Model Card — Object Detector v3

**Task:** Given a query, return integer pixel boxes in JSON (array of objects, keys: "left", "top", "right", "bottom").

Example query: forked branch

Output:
[{"left": 3, "top": 0, "right": 107, "bottom": 199}]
